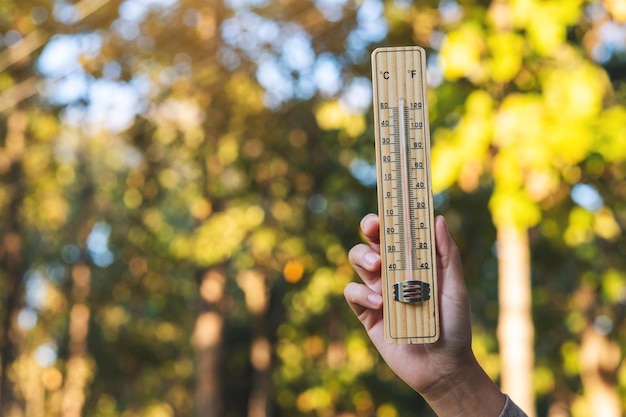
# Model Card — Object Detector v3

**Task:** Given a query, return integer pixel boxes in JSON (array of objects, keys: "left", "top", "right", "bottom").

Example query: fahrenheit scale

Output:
[{"left": 371, "top": 46, "right": 439, "bottom": 344}]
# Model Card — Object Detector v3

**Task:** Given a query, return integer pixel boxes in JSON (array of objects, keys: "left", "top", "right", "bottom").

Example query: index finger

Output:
[{"left": 360, "top": 213, "right": 380, "bottom": 254}]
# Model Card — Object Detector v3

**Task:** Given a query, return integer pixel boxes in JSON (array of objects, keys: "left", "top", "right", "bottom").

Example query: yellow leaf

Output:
[
  {"left": 189, "top": 206, "right": 264, "bottom": 266},
  {"left": 560, "top": 340, "right": 580, "bottom": 375},
  {"left": 596, "top": 107, "right": 626, "bottom": 161},
  {"left": 315, "top": 100, "right": 365, "bottom": 139},
  {"left": 440, "top": 24, "right": 486, "bottom": 82},
  {"left": 511, "top": 0, "right": 584, "bottom": 55},
  {"left": 541, "top": 62, "right": 608, "bottom": 121},
  {"left": 296, "top": 387, "right": 332, "bottom": 413},
  {"left": 547, "top": 120, "right": 594, "bottom": 166},
  {"left": 489, "top": 188, "right": 541, "bottom": 229},
  {"left": 564, "top": 206, "right": 594, "bottom": 246},
  {"left": 601, "top": 269, "right": 626, "bottom": 303},
  {"left": 493, "top": 151, "right": 523, "bottom": 189},
  {"left": 431, "top": 136, "right": 464, "bottom": 193},
  {"left": 217, "top": 134, "right": 239, "bottom": 164},
  {"left": 144, "top": 403, "right": 174, "bottom": 417},
  {"left": 31, "top": 113, "right": 59, "bottom": 141},
  {"left": 509, "top": 0, "right": 539, "bottom": 27},
  {"left": 431, "top": 91, "right": 493, "bottom": 192},
  {"left": 524, "top": 168, "right": 559, "bottom": 202},
  {"left": 226, "top": 72, "right": 265, "bottom": 113},
  {"left": 487, "top": 32, "right": 524, "bottom": 82},
  {"left": 527, "top": 11, "right": 565, "bottom": 56},
  {"left": 377, "top": 404, "right": 399, "bottom": 417},
  {"left": 533, "top": 365, "right": 555, "bottom": 395},
  {"left": 494, "top": 93, "right": 543, "bottom": 149},
  {"left": 594, "top": 208, "right": 621, "bottom": 241}
]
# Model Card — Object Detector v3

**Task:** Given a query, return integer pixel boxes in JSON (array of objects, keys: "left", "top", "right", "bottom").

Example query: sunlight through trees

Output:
[{"left": 1, "top": 0, "right": 625, "bottom": 416}]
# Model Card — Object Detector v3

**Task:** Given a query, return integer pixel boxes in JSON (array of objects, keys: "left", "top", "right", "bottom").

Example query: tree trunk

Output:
[
  {"left": 579, "top": 325, "right": 621, "bottom": 417},
  {"left": 61, "top": 263, "right": 92, "bottom": 417},
  {"left": 193, "top": 269, "right": 226, "bottom": 417},
  {"left": 236, "top": 270, "right": 271, "bottom": 417},
  {"left": 248, "top": 336, "right": 272, "bottom": 417},
  {"left": 496, "top": 224, "right": 535, "bottom": 417},
  {"left": 0, "top": 111, "right": 28, "bottom": 416},
  {"left": 24, "top": 356, "right": 45, "bottom": 417}
]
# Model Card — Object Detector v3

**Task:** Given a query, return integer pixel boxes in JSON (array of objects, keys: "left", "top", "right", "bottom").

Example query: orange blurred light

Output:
[
  {"left": 199, "top": 270, "right": 225, "bottom": 303},
  {"left": 192, "top": 312, "right": 223, "bottom": 349},
  {"left": 606, "top": 0, "right": 626, "bottom": 22},
  {"left": 283, "top": 260, "right": 304, "bottom": 283},
  {"left": 250, "top": 337, "right": 271, "bottom": 371},
  {"left": 42, "top": 367, "right": 63, "bottom": 391},
  {"left": 191, "top": 198, "right": 212, "bottom": 220}
]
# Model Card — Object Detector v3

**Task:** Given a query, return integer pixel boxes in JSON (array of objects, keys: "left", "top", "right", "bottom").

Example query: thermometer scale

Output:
[{"left": 371, "top": 47, "right": 439, "bottom": 344}]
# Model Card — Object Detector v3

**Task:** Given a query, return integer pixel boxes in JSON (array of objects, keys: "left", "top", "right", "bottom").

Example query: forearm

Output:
[{"left": 420, "top": 354, "right": 506, "bottom": 417}]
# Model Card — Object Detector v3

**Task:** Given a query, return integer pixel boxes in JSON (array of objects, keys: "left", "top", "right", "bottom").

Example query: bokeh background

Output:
[{"left": 1, "top": 0, "right": 626, "bottom": 416}]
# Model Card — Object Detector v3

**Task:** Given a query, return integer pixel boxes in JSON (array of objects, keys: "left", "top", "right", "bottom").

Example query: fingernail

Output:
[
  {"left": 367, "top": 293, "right": 383, "bottom": 307},
  {"left": 364, "top": 252, "right": 378, "bottom": 268},
  {"left": 440, "top": 215, "right": 449, "bottom": 235},
  {"left": 362, "top": 213, "right": 377, "bottom": 229}
]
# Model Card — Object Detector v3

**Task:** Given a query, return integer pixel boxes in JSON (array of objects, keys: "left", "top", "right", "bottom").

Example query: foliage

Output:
[{"left": 0, "top": 0, "right": 625, "bottom": 416}]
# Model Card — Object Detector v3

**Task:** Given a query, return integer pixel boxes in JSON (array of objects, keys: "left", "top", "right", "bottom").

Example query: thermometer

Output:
[{"left": 371, "top": 46, "right": 439, "bottom": 344}]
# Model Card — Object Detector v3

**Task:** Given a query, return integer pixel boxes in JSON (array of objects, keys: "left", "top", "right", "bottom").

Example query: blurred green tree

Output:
[{"left": 0, "top": 1, "right": 625, "bottom": 417}]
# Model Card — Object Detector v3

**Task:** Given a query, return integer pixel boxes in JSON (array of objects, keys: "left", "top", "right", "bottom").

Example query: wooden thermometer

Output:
[{"left": 371, "top": 46, "right": 439, "bottom": 344}]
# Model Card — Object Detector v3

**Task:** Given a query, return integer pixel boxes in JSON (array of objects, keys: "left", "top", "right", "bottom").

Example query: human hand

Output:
[{"left": 345, "top": 213, "right": 506, "bottom": 416}]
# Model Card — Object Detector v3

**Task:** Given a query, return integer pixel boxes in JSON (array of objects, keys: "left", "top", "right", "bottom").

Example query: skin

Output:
[{"left": 345, "top": 213, "right": 507, "bottom": 417}]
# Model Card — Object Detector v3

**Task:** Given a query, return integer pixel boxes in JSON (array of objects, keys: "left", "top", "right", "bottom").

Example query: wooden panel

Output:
[{"left": 371, "top": 46, "right": 439, "bottom": 344}]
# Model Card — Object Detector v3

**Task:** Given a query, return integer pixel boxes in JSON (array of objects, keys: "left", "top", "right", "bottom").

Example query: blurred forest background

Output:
[{"left": 1, "top": 0, "right": 626, "bottom": 416}]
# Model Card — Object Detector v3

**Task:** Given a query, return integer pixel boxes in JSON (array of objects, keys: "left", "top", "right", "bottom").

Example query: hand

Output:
[
  {"left": 345, "top": 213, "right": 471, "bottom": 392},
  {"left": 345, "top": 214, "right": 506, "bottom": 417}
]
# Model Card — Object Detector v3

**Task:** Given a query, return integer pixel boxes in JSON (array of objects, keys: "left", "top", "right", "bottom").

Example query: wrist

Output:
[{"left": 420, "top": 353, "right": 506, "bottom": 417}]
